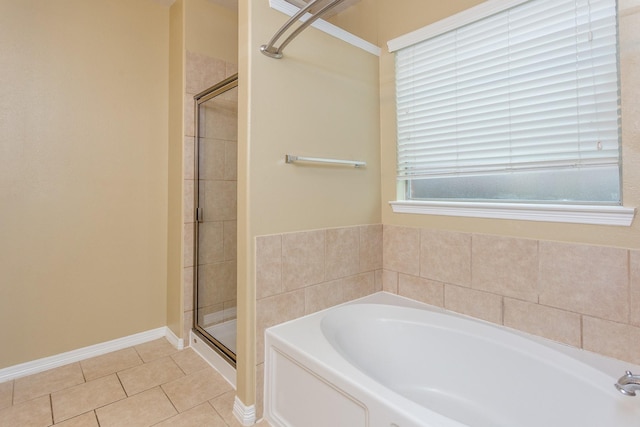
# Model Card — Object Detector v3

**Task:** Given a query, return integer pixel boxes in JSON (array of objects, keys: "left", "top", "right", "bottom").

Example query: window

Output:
[{"left": 392, "top": 0, "right": 622, "bottom": 210}]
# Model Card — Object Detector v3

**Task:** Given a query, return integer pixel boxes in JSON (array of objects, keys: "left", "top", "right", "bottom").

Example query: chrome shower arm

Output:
[{"left": 260, "top": 0, "right": 347, "bottom": 59}]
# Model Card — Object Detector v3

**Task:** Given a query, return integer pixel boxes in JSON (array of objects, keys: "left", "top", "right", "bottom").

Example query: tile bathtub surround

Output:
[
  {"left": 0, "top": 339, "right": 272, "bottom": 427},
  {"left": 382, "top": 225, "right": 640, "bottom": 366}
]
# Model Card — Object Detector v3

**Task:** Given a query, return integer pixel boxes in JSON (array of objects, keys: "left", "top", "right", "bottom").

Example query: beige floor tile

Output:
[
  {"left": 209, "top": 390, "right": 239, "bottom": 427},
  {"left": 117, "top": 356, "right": 185, "bottom": 396},
  {"left": 81, "top": 348, "right": 143, "bottom": 381},
  {"left": 152, "top": 402, "right": 226, "bottom": 427},
  {"left": 171, "top": 349, "right": 210, "bottom": 375},
  {"left": 134, "top": 339, "right": 178, "bottom": 363},
  {"left": 96, "top": 387, "right": 177, "bottom": 427},
  {"left": 54, "top": 411, "right": 99, "bottom": 427},
  {"left": 0, "top": 395, "right": 51, "bottom": 427},
  {"left": 162, "top": 368, "right": 233, "bottom": 413},
  {"left": 0, "top": 381, "right": 12, "bottom": 410},
  {"left": 13, "top": 363, "right": 85, "bottom": 404},
  {"left": 51, "top": 374, "right": 126, "bottom": 423}
]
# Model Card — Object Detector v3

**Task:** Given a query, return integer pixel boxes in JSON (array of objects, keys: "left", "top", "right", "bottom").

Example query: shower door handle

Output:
[{"left": 196, "top": 207, "right": 204, "bottom": 223}]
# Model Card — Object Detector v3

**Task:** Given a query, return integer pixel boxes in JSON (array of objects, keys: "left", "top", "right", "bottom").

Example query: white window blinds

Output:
[{"left": 394, "top": 0, "right": 621, "bottom": 204}]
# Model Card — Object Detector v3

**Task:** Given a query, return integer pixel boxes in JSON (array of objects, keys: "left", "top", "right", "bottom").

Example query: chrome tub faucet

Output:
[{"left": 615, "top": 371, "right": 640, "bottom": 396}]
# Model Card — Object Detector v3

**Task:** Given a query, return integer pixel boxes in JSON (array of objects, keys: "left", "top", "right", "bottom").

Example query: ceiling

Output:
[{"left": 204, "top": 0, "right": 361, "bottom": 17}]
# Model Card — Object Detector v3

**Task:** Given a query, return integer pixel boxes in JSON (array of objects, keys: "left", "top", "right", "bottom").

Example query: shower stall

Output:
[{"left": 193, "top": 74, "right": 238, "bottom": 366}]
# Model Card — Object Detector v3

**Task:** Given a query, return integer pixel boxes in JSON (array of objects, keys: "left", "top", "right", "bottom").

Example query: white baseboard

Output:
[
  {"left": 0, "top": 326, "right": 181, "bottom": 383},
  {"left": 233, "top": 395, "right": 256, "bottom": 426},
  {"left": 189, "top": 331, "right": 236, "bottom": 388}
]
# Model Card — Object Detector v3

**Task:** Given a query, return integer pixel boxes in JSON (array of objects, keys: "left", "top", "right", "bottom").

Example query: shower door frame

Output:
[{"left": 192, "top": 74, "right": 238, "bottom": 367}]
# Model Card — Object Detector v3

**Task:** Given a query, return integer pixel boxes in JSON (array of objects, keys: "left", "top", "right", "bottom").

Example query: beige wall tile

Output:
[
  {"left": 282, "top": 230, "right": 325, "bottom": 291},
  {"left": 96, "top": 387, "right": 177, "bottom": 427},
  {"left": 383, "top": 225, "right": 420, "bottom": 276},
  {"left": 118, "top": 357, "right": 185, "bottom": 397},
  {"left": 185, "top": 92, "right": 195, "bottom": 137},
  {"left": 224, "top": 140, "right": 237, "bottom": 181},
  {"left": 0, "top": 381, "right": 11, "bottom": 410},
  {"left": 52, "top": 374, "right": 126, "bottom": 423},
  {"left": 374, "top": 269, "right": 383, "bottom": 292},
  {"left": 472, "top": 234, "right": 538, "bottom": 302},
  {"left": 359, "top": 224, "right": 383, "bottom": 272},
  {"left": 198, "top": 138, "right": 226, "bottom": 181},
  {"left": 0, "top": 395, "right": 51, "bottom": 427},
  {"left": 184, "top": 136, "right": 195, "bottom": 181},
  {"left": 343, "top": 272, "right": 376, "bottom": 302},
  {"left": 186, "top": 51, "right": 226, "bottom": 95},
  {"left": 444, "top": 284, "right": 502, "bottom": 324},
  {"left": 398, "top": 274, "right": 444, "bottom": 307},
  {"left": 55, "top": 411, "right": 99, "bottom": 427},
  {"left": 631, "top": 250, "right": 640, "bottom": 326},
  {"left": 202, "top": 180, "right": 237, "bottom": 221},
  {"left": 81, "top": 348, "right": 143, "bottom": 382},
  {"left": 161, "top": 369, "right": 232, "bottom": 413},
  {"left": 184, "top": 267, "right": 194, "bottom": 312},
  {"left": 256, "top": 290, "right": 305, "bottom": 363},
  {"left": 583, "top": 316, "right": 640, "bottom": 365},
  {"left": 421, "top": 229, "right": 471, "bottom": 287},
  {"left": 256, "top": 234, "right": 283, "bottom": 299},
  {"left": 326, "top": 227, "right": 360, "bottom": 280},
  {"left": 382, "top": 269, "right": 399, "bottom": 293},
  {"left": 204, "top": 100, "right": 238, "bottom": 141},
  {"left": 134, "top": 339, "right": 179, "bottom": 363},
  {"left": 154, "top": 402, "right": 226, "bottom": 427},
  {"left": 198, "top": 221, "right": 224, "bottom": 264},
  {"left": 539, "top": 242, "right": 628, "bottom": 322},
  {"left": 184, "top": 223, "right": 194, "bottom": 268},
  {"left": 223, "top": 220, "right": 237, "bottom": 261},
  {"left": 503, "top": 298, "right": 581, "bottom": 347},
  {"left": 13, "top": 362, "right": 84, "bottom": 404},
  {"left": 183, "top": 310, "right": 194, "bottom": 347},
  {"left": 184, "top": 179, "right": 194, "bottom": 225},
  {"left": 197, "top": 261, "right": 237, "bottom": 307},
  {"left": 305, "top": 281, "right": 344, "bottom": 314}
]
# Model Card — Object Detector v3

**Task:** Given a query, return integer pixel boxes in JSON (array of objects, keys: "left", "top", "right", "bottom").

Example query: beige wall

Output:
[
  {"left": 237, "top": 0, "right": 381, "bottom": 408},
  {"left": 0, "top": 0, "right": 170, "bottom": 368},
  {"left": 379, "top": 0, "right": 640, "bottom": 249}
]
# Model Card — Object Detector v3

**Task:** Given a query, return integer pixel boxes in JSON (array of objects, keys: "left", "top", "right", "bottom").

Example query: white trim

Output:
[
  {"left": 233, "top": 395, "right": 257, "bottom": 426},
  {"left": 389, "top": 201, "right": 636, "bottom": 226},
  {"left": 387, "top": 0, "right": 530, "bottom": 52},
  {"left": 165, "top": 327, "right": 184, "bottom": 350},
  {"left": 189, "top": 330, "right": 236, "bottom": 388},
  {"left": 0, "top": 327, "right": 177, "bottom": 383},
  {"left": 269, "top": 0, "right": 381, "bottom": 57}
]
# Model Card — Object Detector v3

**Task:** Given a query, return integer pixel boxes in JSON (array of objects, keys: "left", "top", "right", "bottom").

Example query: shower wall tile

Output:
[
  {"left": 444, "top": 284, "right": 502, "bottom": 325},
  {"left": 471, "top": 234, "right": 538, "bottom": 302},
  {"left": 374, "top": 269, "right": 384, "bottom": 292},
  {"left": 256, "top": 234, "right": 283, "bottom": 300},
  {"left": 223, "top": 220, "right": 237, "bottom": 261},
  {"left": 225, "top": 62, "right": 238, "bottom": 78},
  {"left": 183, "top": 267, "right": 194, "bottom": 312},
  {"left": 184, "top": 137, "right": 195, "bottom": 181},
  {"left": 630, "top": 250, "right": 640, "bottom": 326},
  {"left": 420, "top": 229, "right": 471, "bottom": 287},
  {"left": 538, "top": 242, "right": 628, "bottom": 323},
  {"left": 185, "top": 51, "right": 226, "bottom": 95},
  {"left": 256, "top": 290, "right": 305, "bottom": 363},
  {"left": 201, "top": 180, "right": 236, "bottom": 221},
  {"left": 383, "top": 225, "right": 420, "bottom": 276},
  {"left": 184, "top": 93, "right": 195, "bottom": 138},
  {"left": 503, "top": 298, "right": 581, "bottom": 348},
  {"left": 359, "top": 224, "right": 383, "bottom": 273},
  {"left": 325, "top": 227, "right": 360, "bottom": 280},
  {"left": 184, "top": 179, "right": 194, "bottom": 225},
  {"left": 304, "top": 280, "right": 344, "bottom": 314},
  {"left": 183, "top": 223, "right": 194, "bottom": 269},
  {"left": 198, "top": 138, "right": 225, "bottom": 181},
  {"left": 583, "top": 316, "right": 640, "bottom": 365},
  {"left": 224, "top": 140, "right": 237, "bottom": 181},
  {"left": 204, "top": 101, "right": 238, "bottom": 141},
  {"left": 397, "top": 273, "right": 444, "bottom": 308},
  {"left": 282, "top": 230, "right": 325, "bottom": 291},
  {"left": 197, "top": 261, "right": 236, "bottom": 308},
  {"left": 197, "top": 222, "right": 224, "bottom": 264}
]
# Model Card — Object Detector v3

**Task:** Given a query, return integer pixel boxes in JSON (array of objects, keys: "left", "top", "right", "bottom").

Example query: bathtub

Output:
[{"left": 264, "top": 292, "right": 640, "bottom": 427}]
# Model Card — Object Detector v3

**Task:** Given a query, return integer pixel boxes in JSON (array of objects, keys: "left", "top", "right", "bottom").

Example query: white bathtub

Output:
[{"left": 264, "top": 292, "right": 640, "bottom": 427}]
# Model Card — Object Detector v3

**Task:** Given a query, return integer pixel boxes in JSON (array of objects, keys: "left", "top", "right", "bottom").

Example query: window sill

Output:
[{"left": 389, "top": 201, "right": 636, "bottom": 226}]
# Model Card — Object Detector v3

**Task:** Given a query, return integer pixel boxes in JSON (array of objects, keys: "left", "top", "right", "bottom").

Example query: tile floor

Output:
[{"left": 0, "top": 339, "right": 272, "bottom": 427}]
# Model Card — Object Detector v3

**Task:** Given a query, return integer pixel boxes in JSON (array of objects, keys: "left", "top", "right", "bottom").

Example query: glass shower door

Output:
[{"left": 193, "top": 75, "right": 238, "bottom": 365}]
